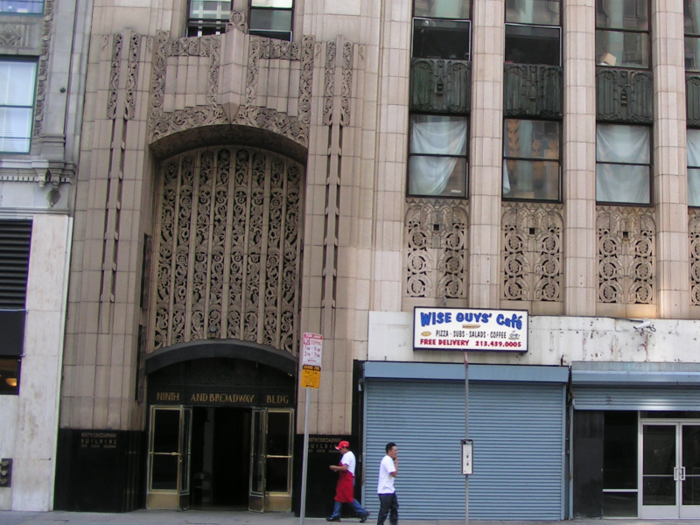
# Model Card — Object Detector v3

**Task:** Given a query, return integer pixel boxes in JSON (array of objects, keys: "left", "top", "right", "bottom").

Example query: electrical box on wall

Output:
[{"left": 0, "top": 458, "right": 12, "bottom": 487}]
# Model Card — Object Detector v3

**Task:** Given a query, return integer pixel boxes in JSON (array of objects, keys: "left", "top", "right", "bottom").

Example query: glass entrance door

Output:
[
  {"left": 640, "top": 422, "right": 700, "bottom": 518},
  {"left": 248, "top": 408, "right": 294, "bottom": 512},
  {"left": 147, "top": 406, "right": 193, "bottom": 510}
]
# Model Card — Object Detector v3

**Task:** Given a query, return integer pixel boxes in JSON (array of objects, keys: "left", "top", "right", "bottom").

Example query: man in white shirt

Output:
[
  {"left": 327, "top": 440, "right": 370, "bottom": 522},
  {"left": 376, "top": 442, "right": 398, "bottom": 525}
]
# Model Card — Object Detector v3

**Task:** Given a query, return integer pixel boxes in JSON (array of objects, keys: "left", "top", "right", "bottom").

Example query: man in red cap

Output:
[{"left": 326, "top": 440, "right": 370, "bottom": 522}]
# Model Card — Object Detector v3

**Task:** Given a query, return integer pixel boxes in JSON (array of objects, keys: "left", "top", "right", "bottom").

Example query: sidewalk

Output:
[{"left": 1, "top": 511, "right": 700, "bottom": 525}]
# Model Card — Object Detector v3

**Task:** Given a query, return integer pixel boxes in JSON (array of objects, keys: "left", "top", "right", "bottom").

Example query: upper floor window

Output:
[
  {"left": 412, "top": 0, "right": 471, "bottom": 60},
  {"left": 505, "top": 0, "right": 561, "bottom": 66},
  {"left": 0, "top": 60, "right": 36, "bottom": 154},
  {"left": 686, "top": 0, "right": 700, "bottom": 71},
  {"left": 596, "top": 0, "right": 649, "bottom": 68},
  {"left": 596, "top": 123, "right": 651, "bottom": 204},
  {"left": 503, "top": 118, "right": 560, "bottom": 201},
  {"left": 249, "top": 0, "right": 293, "bottom": 41},
  {"left": 408, "top": 114, "right": 468, "bottom": 197},
  {"left": 688, "top": 129, "right": 700, "bottom": 206},
  {"left": 0, "top": 0, "right": 42, "bottom": 14},
  {"left": 188, "top": 0, "right": 230, "bottom": 36}
]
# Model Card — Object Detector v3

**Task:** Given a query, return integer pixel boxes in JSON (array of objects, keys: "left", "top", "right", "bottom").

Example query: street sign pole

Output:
[
  {"left": 464, "top": 352, "right": 469, "bottom": 525},
  {"left": 300, "top": 333, "right": 322, "bottom": 525}
]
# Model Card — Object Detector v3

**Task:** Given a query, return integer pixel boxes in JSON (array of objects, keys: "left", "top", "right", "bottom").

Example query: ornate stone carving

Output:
[
  {"left": 125, "top": 33, "right": 142, "bottom": 120},
  {"left": 227, "top": 10, "right": 248, "bottom": 34},
  {"left": 597, "top": 206, "right": 655, "bottom": 304},
  {"left": 33, "top": 0, "right": 56, "bottom": 136},
  {"left": 0, "top": 24, "right": 28, "bottom": 47},
  {"left": 153, "top": 147, "right": 303, "bottom": 355},
  {"left": 107, "top": 33, "right": 123, "bottom": 120},
  {"left": 501, "top": 203, "right": 563, "bottom": 302},
  {"left": 322, "top": 42, "right": 335, "bottom": 126},
  {"left": 410, "top": 59, "right": 471, "bottom": 114},
  {"left": 596, "top": 67, "right": 654, "bottom": 124},
  {"left": 689, "top": 210, "right": 700, "bottom": 306},
  {"left": 341, "top": 41, "right": 353, "bottom": 126},
  {"left": 504, "top": 64, "right": 562, "bottom": 119},
  {"left": 405, "top": 199, "right": 468, "bottom": 299}
]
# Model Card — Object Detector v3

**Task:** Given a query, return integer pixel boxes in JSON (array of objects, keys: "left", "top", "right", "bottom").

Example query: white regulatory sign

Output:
[
  {"left": 302, "top": 332, "right": 323, "bottom": 367},
  {"left": 461, "top": 439, "right": 473, "bottom": 476}
]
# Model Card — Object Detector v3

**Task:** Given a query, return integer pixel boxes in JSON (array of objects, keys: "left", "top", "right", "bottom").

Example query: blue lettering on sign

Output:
[
  {"left": 420, "top": 310, "right": 494, "bottom": 327},
  {"left": 496, "top": 313, "right": 523, "bottom": 330}
]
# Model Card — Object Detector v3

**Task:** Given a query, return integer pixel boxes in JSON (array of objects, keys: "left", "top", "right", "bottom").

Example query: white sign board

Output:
[
  {"left": 461, "top": 439, "right": 473, "bottom": 475},
  {"left": 413, "top": 307, "right": 528, "bottom": 352},
  {"left": 302, "top": 333, "right": 323, "bottom": 367}
]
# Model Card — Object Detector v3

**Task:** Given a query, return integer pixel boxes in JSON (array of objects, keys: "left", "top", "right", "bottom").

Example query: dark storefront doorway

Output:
[{"left": 190, "top": 407, "right": 251, "bottom": 509}]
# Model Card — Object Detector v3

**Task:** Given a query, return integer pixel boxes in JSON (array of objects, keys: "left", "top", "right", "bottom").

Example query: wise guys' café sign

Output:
[{"left": 413, "top": 307, "right": 528, "bottom": 352}]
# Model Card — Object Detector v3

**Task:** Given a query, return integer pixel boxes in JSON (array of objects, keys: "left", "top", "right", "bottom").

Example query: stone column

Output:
[
  {"left": 468, "top": 0, "right": 505, "bottom": 308},
  {"left": 563, "top": 0, "right": 597, "bottom": 316},
  {"left": 653, "top": 1, "right": 690, "bottom": 318}
]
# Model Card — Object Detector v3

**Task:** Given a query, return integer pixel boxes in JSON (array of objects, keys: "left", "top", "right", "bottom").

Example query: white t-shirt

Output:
[
  {"left": 341, "top": 450, "right": 356, "bottom": 476},
  {"left": 377, "top": 455, "right": 396, "bottom": 494}
]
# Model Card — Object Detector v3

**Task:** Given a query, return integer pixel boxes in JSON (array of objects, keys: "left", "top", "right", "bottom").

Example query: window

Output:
[
  {"left": 0, "top": 0, "right": 42, "bottom": 14},
  {"left": 596, "top": 123, "right": 651, "bottom": 204},
  {"left": 412, "top": 0, "right": 471, "bottom": 60},
  {"left": 0, "top": 60, "right": 36, "bottom": 154},
  {"left": 596, "top": 0, "right": 649, "bottom": 68},
  {"left": 688, "top": 129, "right": 700, "bottom": 206},
  {"left": 505, "top": 0, "right": 561, "bottom": 66},
  {"left": 249, "top": 0, "right": 293, "bottom": 41},
  {"left": 686, "top": 0, "right": 700, "bottom": 71},
  {"left": 503, "top": 119, "right": 560, "bottom": 201},
  {"left": 0, "top": 358, "right": 19, "bottom": 394},
  {"left": 408, "top": 114, "right": 468, "bottom": 197},
  {"left": 188, "top": 0, "right": 231, "bottom": 36}
]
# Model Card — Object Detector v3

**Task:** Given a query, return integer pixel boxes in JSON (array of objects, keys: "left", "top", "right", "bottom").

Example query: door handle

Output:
[
  {"left": 681, "top": 467, "right": 687, "bottom": 481},
  {"left": 675, "top": 467, "right": 680, "bottom": 481}
]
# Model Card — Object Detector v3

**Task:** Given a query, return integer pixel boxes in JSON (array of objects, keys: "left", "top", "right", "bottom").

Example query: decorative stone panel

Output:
[
  {"left": 410, "top": 59, "right": 471, "bottom": 114},
  {"left": 405, "top": 199, "right": 468, "bottom": 300},
  {"left": 689, "top": 210, "right": 700, "bottom": 305},
  {"left": 597, "top": 206, "right": 655, "bottom": 304},
  {"left": 501, "top": 202, "right": 563, "bottom": 302},
  {"left": 152, "top": 147, "right": 304, "bottom": 355},
  {"left": 504, "top": 64, "right": 562, "bottom": 119},
  {"left": 596, "top": 68, "right": 653, "bottom": 124}
]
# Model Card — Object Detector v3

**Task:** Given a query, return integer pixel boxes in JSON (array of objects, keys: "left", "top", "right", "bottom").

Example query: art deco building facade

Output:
[
  {"left": 37, "top": 0, "right": 700, "bottom": 519},
  {"left": 0, "top": 0, "right": 90, "bottom": 511}
]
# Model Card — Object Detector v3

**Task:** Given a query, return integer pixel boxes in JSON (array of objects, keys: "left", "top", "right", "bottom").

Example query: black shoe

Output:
[
  {"left": 327, "top": 518, "right": 341, "bottom": 522},
  {"left": 360, "top": 513, "right": 370, "bottom": 523}
]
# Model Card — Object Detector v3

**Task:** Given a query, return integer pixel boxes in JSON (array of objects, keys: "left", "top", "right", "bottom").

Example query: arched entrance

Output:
[{"left": 144, "top": 145, "right": 304, "bottom": 511}]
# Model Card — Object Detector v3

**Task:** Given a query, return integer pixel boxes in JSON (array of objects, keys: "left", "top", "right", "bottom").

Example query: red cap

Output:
[{"left": 335, "top": 440, "right": 350, "bottom": 450}]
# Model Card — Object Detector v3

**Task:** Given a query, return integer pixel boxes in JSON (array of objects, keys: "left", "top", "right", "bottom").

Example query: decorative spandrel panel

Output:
[
  {"left": 410, "top": 59, "right": 471, "bottom": 115},
  {"left": 689, "top": 210, "right": 700, "bottom": 306},
  {"left": 152, "top": 147, "right": 303, "bottom": 355},
  {"left": 597, "top": 206, "right": 655, "bottom": 304},
  {"left": 504, "top": 64, "right": 562, "bottom": 119},
  {"left": 501, "top": 203, "right": 563, "bottom": 302},
  {"left": 405, "top": 199, "right": 468, "bottom": 300},
  {"left": 687, "top": 75, "right": 700, "bottom": 128},
  {"left": 596, "top": 68, "right": 653, "bottom": 124}
]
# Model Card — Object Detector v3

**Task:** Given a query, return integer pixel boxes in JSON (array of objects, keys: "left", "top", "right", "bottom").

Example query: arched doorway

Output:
[{"left": 144, "top": 146, "right": 304, "bottom": 511}]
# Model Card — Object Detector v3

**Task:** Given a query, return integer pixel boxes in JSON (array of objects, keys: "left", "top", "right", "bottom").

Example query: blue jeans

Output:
[
  {"left": 377, "top": 493, "right": 398, "bottom": 525},
  {"left": 330, "top": 498, "right": 368, "bottom": 519}
]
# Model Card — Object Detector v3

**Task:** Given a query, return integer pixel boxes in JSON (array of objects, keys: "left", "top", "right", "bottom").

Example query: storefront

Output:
[
  {"left": 144, "top": 340, "right": 297, "bottom": 512},
  {"left": 362, "top": 361, "right": 569, "bottom": 520},
  {"left": 571, "top": 361, "right": 700, "bottom": 519}
]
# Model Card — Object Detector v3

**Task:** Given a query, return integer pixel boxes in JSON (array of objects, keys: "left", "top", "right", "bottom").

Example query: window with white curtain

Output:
[
  {"left": 595, "top": 0, "right": 649, "bottom": 68},
  {"left": 503, "top": 119, "right": 560, "bottom": 201},
  {"left": 688, "top": 129, "right": 700, "bottom": 206},
  {"left": 408, "top": 114, "right": 468, "bottom": 197},
  {"left": 685, "top": 0, "right": 700, "bottom": 71},
  {"left": 505, "top": 0, "right": 561, "bottom": 66},
  {"left": 413, "top": 0, "right": 471, "bottom": 60},
  {"left": 0, "top": 60, "right": 36, "bottom": 154},
  {"left": 596, "top": 123, "right": 651, "bottom": 204},
  {"left": 0, "top": 0, "right": 42, "bottom": 14}
]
